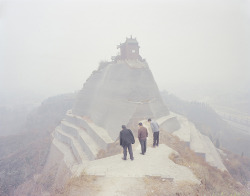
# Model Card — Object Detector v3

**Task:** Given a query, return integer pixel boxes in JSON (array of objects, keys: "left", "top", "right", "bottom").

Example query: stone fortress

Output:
[{"left": 52, "top": 37, "right": 227, "bottom": 175}]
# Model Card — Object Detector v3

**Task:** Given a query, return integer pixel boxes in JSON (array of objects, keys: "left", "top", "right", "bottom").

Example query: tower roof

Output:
[{"left": 125, "top": 37, "right": 138, "bottom": 44}]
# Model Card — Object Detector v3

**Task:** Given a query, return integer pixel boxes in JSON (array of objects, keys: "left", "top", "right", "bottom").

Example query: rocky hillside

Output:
[
  {"left": 0, "top": 106, "right": 31, "bottom": 136},
  {"left": 161, "top": 91, "right": 250, "bottom": 188},
  {"left": 1, "top": 91, "right": 250, "bottom": 195},
  {"left": 0, "top": 93, "right": 75, "bottom": 196}
]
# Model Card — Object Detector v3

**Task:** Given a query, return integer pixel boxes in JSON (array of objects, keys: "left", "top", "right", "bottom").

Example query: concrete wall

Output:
[
  {"left": 72, "top": 61, "right": 169, "bottom": 140},
  {"left": 160, "top": 117, "right": 180, "bottom": 133}
]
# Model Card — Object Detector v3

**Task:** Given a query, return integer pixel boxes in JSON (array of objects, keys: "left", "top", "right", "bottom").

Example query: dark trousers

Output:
[
  {"left": 153, "top": 132, "right": 159, "bottom": 147},
  {"left": 139, "top": 139, "right": 147, "bottom": 154},
  {"left": 123, "top": 144, "right": 133, "bottom": 159}
]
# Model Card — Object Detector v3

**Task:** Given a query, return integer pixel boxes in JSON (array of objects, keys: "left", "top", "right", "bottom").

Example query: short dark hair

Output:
[
  {"left": 122, "top": 125, "right": 126, "bottom": 129},
  {"left": 148, "top": 118, "right": 151, "bottom": 122},
  {"left": 138, "top": 122, "right": 143, "bottom": 126}
]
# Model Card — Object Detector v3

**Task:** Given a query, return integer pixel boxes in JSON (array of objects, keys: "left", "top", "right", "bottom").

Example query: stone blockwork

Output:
[{"left": 53, "top": 110, "right": 114, "bottom": 166}]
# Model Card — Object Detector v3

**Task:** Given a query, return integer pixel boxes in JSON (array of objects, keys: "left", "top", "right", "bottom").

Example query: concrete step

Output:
[
  {"left": 85, "top": 119, "right": 114, "bottom": 143},
  {"left": 60, "top": 120, "right": 100, "bottom": 160},
  {"left": 54, "top": 126, "right": 88, "bottom": 163},
  {"left": 64, "top": 111, "right": 114, "bottom": 149},
  {"left": 52, "top": 136, "right": 79, "bottom": 170}
]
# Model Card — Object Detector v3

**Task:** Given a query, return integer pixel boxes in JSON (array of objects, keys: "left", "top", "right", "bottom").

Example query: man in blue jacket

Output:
[
  {"left": 148, "top": 118, "right": 160, "bottom": 147},
  {"left": 120, "top": 125, "right": 135, "bottom": 160}
]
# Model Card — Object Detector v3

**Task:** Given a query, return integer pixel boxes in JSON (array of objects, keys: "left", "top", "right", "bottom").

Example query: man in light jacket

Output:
[
  {"left": 148, "top": 118, "right": 160, "bottom": 147},
  {"left": 138, "top": 122, "right": 148, "bottom": 155},
  {"left": 120, "top": 125, "right": 135, "bottom": 160}
]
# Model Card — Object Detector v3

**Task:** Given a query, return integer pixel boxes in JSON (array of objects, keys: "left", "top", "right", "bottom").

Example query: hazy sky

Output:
[{"left": 1, "top": 0, "right": 250, "bottom": 103}]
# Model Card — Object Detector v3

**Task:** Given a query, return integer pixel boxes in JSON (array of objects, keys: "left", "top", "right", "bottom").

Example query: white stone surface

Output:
[
  {"left": 52, "top": 137, "right": 81, "bottom": 173},
  {"left": 77, "top": 144, "right": 199, "bottom": 183}
]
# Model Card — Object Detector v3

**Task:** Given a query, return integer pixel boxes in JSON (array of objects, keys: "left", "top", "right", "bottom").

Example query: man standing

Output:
[
  {"left": 138, "top": 122, "right": 148, "bottom": 155},
  {"left": 120, "top": 125, "right": 135, "bottom": 160},
  {"left": 148, "top": 118, "right": 160, "bottom": 147}
]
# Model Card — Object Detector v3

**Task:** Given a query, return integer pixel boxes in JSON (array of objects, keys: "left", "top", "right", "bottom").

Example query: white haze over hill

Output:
[{"left": 1, "top": 0, "right": 250, "bottom": 105}]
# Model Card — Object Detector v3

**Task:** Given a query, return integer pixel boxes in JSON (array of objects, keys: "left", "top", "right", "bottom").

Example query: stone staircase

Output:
[
  {"left": 65, "top": 111, "right": 114, "bottom": 149},
  {"left": 54, "top": 126, "right": 89, "bottom": 162},
  {"left": 52, "top": 110, "right": 114, "bottom": 167}
]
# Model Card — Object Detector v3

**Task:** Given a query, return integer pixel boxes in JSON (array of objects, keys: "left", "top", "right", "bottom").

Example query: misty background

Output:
[
  {"left": 1, "top": 2, "right": 250, "bottom": 195},
  {"left": 1, "top": 0, "right": 250, "bottom": 120}
]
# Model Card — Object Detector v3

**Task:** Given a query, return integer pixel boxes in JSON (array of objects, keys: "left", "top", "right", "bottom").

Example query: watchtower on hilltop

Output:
[{"left": 114, "top": 36, "right": 143, "bottom": 61}]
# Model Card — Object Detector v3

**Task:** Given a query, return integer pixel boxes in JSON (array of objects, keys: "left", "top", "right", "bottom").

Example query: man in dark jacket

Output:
[
  {"left": 138, "top": 122, "right": 148, "bottom": 155},
  {"left": 120, "top": 125, "right": 135, "bottom": 160}
]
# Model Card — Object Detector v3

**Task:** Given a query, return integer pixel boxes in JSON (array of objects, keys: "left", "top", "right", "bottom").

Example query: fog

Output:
[{"left": 1, "top": 0, "right": 250, "bottom": 105}]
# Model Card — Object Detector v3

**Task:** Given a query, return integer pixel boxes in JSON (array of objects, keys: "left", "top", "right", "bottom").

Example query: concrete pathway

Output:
[{"left": 77, "top": 144, "right": 199, "bottom": 183}]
